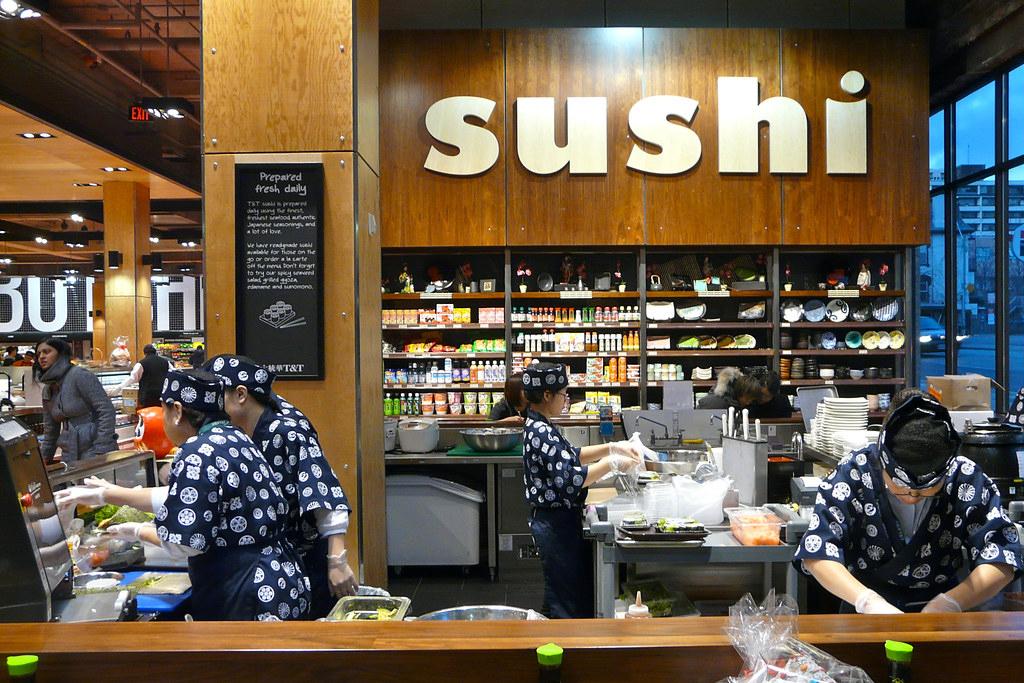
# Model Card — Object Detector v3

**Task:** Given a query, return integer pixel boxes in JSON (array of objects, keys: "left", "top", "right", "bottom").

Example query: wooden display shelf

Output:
[
  {"left": 511, "top": 291, "right": 640, "bottom": 299},
  {"left": 780, "top": 378, "right": 907, "bottom": 387},
  {"left": 383, "top": 352, "right": 505, "bottom": 360},
  {"left": 512, "top": 351, "right": 640, "bottom": 358},
  {"left": 779, "top": 349, "right": 905, "bottom": 356},
  {"left": 511, "top": 322, "right": 640, "bottom": 329},
  {"left": 780, "top": 289, "right": 904, "bottom": 298},
  {"left": 647, "top": 322, "right": 773, "bottom": 329},
  {"left": 382, "top": 323, "right": 504, "bottom": 330},
  {"left": 780, "top": 321, "right": 905, "bottom": 329},
  {"left": 647, "top": 380, "right": 716, "bottom": 388},
  {"left": 646, "top": 349, "right": 774, "bottom": 357},
  {"left": 571, "top": 382, "right": 640, "bottom": 389},
  {"left": 383, "top": 383, "right": 503, "bottom": 391},
  {"left": 646, "top": 289, "right": 771, "bottom": 299},
  {"left": 382, "top": 292, "right": 505, "bottom": 301}
]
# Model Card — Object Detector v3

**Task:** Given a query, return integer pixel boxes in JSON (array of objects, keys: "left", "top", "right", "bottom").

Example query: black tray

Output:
[{"left": 617, "top": 526, "right": 709, "bottom": 543}]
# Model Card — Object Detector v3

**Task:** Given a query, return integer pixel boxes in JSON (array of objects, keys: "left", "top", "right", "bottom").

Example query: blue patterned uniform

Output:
[
  {"left": 158, "top": 422, "right": 310, "bottom": 621},
  {"left": 522, "top": 409, "right": 588, "bottom": 509},
  {"left": 794, "top": 444, "right": 1023, "bottom": 611}
]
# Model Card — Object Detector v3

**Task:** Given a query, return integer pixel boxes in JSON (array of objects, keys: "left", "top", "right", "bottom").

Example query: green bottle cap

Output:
[
  {"left": 885, "top": 640, "right": 913, "bottom": 663},
  {"left": 7, "top": 655, "right": 39, "bottom": 677},
  {"left": 536, "top": 642, "right": 563, "bottom": 667}
]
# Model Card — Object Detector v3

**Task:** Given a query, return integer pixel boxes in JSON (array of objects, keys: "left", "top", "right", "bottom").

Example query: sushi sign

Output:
[{"left": 423, "top": 72, "right": 869, "bottom": 177}]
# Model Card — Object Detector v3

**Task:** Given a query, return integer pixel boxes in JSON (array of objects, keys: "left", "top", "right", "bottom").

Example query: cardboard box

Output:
[{"left": 927, "top": 374, "right": 992, "bottom": 410}]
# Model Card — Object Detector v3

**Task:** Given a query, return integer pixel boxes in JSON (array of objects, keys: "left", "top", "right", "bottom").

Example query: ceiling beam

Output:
[{"left": 0, "top": 199, "right": 200, "bottom": 221}]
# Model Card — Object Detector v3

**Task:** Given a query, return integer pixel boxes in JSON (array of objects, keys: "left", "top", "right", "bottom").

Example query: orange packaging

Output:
[{"left": 618, "top": 356, "right": 627, "bottom": 378}]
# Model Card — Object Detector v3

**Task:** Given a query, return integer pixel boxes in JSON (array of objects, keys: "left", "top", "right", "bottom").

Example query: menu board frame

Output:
[{"left": 234, "top": 162, "right": 325, "bottom": 380}]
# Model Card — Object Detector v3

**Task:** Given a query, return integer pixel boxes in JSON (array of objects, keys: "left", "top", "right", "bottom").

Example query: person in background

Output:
[
  {"left": 55, "top": 369, "right": 311, "bottom": 621},
  {"left": 795, "top": 393, "right": 1021, "bottom": 614},
  {"left": 205, "top": 354, "right": 355, "bottom": 618},
  {"left": 116, "top": 344, "right": 171, "bottom": 408},
  {"left": 35, "top": 337, "right": 118, "bottom": 464},
  {"left": 13, "top": 350, "right": 34, "bottom": 367},
  {"left": 489, "top": 372, "right": 528, "bottom": 424},
  {"left": 1006, "top": 385, "right": 1024, "bottom": 426},
  {"left": 189, "top": 343, "right": 206, "bottom": 369},
  {"left": 697, "top": 366, "right": 793, "bottom": 419},
  {"left": 2, "top": 346, "right": 21, "bottom": 366},
  {"left": 522, "top": 362, "right": 644, "bottom": 618}
]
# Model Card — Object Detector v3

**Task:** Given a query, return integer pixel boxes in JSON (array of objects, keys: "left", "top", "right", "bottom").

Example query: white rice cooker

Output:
[
  {"left": 397, "top": 419, "right": 440, "bottom": 453},
  {"left": 384, "top": 418, "right": 398, "bottom": 452}
]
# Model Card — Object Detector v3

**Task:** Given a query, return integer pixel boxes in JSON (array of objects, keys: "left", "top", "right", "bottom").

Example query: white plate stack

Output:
[{"left": 809, "top": 397, "right": 869, "bottom": 458}]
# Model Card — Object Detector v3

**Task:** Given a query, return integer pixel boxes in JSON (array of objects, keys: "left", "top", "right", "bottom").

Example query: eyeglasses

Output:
[{"left": 885, "top": 478, "right": 946, "bottom": 499}]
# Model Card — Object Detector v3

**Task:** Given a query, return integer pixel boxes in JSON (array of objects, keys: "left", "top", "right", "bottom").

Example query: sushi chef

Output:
[
  {"left": 204, "top": 354, "right": 355, "bottom": 618},
  {"left": 55, "top": 369, "right": 310, "bottom": 621},
  {"left": 521, "top": 362, "right": 644, "bottom": 618},
  {"left": 796, "top": 393, "right": 1022, "bottom": 614}
]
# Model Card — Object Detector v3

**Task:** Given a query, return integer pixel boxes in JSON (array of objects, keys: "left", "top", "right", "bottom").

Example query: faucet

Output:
[
  {"left": 636, "top": 415, "right": 671, "bottom": 445},
  {"left": 791, "top": 432, "right": 804, "bottom": 461}
]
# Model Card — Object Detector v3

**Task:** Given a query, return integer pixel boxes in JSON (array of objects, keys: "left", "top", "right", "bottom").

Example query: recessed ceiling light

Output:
[
  {"left": 0, "top": 258, "right": 12, "bottom": 265},
  {"left": 73, "top": 182, "right": 101, "bottom": 187},
  {"left": 149, "top": 236, "right": 160, "bottom": 243},
  {"left": 101, "top": 166, "right": 131, "bottom": 173},
  {"left": 116, "top": 166, "right": 128, "bottom": 172},
  {"left": 17, "top": 132, "right": 54, "bottom": 139},
  {"left": 70, "top": 213, "right": 84, "bottom": 223},
  {"left": 34, "top": 236, "right": 47, "bottom": 244}
]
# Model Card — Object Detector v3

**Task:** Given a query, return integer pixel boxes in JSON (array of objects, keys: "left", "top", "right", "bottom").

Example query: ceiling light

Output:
[
  {"left": 179, "top": 265, "right": 192, "bottom": 273},
  {"left": 0, "top": 1, "right": 19, "bottom": 14},
  {"left": 150, "top": 253, "right": 163, "bottom": 272},
  {"left": 116, "top": 166, "right": 128, "bottom": 172},
  {"left": 70, "top": 213, "right": 84, "bottom": 223},
  {"left": 65, "top": 274, "right": 78, "bottom": 284},
  {"left": 19, "top": 133, "right": 34, "bottom": 139},
  {"left": 63, "top": 268, "right": 78, "bottom": 275},
  {"left": 0, "top": 258, "right": 12, "bottom": 265},
  {"left": 108, "top": 250, "right": 122, "bottom": 270},
  {"left": 149, "top": 236, "right": 160, "bottom": 243},
  {"left": 101, "top": 166, "right": 130, "bottom": 173},
  {"left": 73, "top": 182, "right": 101, "bottom": 187},
  {"left": 136, "top": 97, "right": 194, "bottom": 121},
  {"left": 92, "top": 254, "right": 104, "bottom": 272},
  {"left": 34, "top": 236, "right": 47, "bottom": 245},
  {"left": 179, "top": 239, "right": 198, "bottom": 248}
]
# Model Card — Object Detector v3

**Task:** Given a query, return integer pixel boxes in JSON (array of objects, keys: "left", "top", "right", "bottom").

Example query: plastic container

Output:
[
  {"left": 7, "top": 655, "right": 37, "bottom": 682},
  {"left": 725, "top": 506, "right": 784, "bottom": 546},
  {"left": 673, "top": 476, "right": 729, "bottom": 526},
  {"left": 885, "top": 640, "right": 913, "bottom": 682},
  {"left": 386, "top": 475, "right": 484, "bottom": 566}
]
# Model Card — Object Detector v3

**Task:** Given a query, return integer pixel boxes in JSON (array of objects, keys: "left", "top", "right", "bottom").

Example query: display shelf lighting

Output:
[{"left": 108, "top": 250, "right": 122, "bottom": 270}]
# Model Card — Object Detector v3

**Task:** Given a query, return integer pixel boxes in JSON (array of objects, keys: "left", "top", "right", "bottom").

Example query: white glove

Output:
[
  {"left": 628, "top": 432, "right": 660, "bottom": 461},
  {"left": 855, "top": 589, "right": 904, "bottom": 614},
  {"left": 54, "top": 484, "right": 107, "bottom": 509},
  {"left": 921, "top": 592, "right": 961, "bottom": 613},
  {"left": 105, "top": 522, "right": 151, "bottom": 541},
  {"left": 327, "top": 551, "right": 359, "bottom": 598}
]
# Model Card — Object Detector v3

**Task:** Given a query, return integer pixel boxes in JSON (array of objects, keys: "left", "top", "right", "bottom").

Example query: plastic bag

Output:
[
  {"left": 109, "top": 335, "right": 132, "bottom": 367},
  {"left": 719, "top": 591, "right": 873, "bottom": 683},
  {"left": 673, "top": 474, "right": 731, "bottom": 526}
]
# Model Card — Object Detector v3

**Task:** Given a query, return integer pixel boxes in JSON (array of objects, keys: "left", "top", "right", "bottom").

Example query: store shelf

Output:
[
  {"left": 382, "top": 324, "right": 504, "bottom": 330},
  {"left": 646, "top": 290, "right": 771, "bottom": 299},
  {"left": 511, "top": 322, "right": 640, "bottom": 329},
  {"left": 779, "top": 378, "right": 907, "bottom": 387},
  {"left": 383, "top": 383, "right": 504, "bottom": 391},
  {"left": 511, "top": 291, "right": 640, "bottom": 299},
  {"left": 382, "top": 292, "right": 504, "bottom": 301},
  {"left": 647, "top": 322, "right": 773, "bottom": 329},
  {"left": 383, "top": 352, "right": 505, "bottom": 360},
  {"left": 512, "top": 351, "right": 640, "bottom": 358},
  {"left": 779, "top": 349, "right": 905, "bottom": 356},
  {"left": 571, "top": 382, "right": 640, "bottom": 389},
  {"left": 779, "top": 321, "right": 905, "bottom": 329},
  {"left": 646, "top": 349, "right": 774, "bottom": 357},
  {"left": 647, "top": 380, "right": 716, "bottom": 388},
  {"left": 780, "top": 290, "right": 904, "bottom": 298}
]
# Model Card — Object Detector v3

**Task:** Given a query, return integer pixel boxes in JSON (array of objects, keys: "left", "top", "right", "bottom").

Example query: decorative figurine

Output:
[
  {"left": 878, "top": 263, "right": 890, "bottom": 291},
  {"left": 784, "top": 264, "right": 793, "bottom": 291},
  {"left": 517, "top": 260, "right": 532, "bottom": 293},
  {"left": 857, "top": 260, "right": 872, "bottom": 290},
  {"left": 398, "top": 263, "right": 413, "bottom": 293},
  {"left": 560, "top": 255, "right": 574, "bottom": 284},
  {"left": 455, "top": 261, "right": 473, "bottom": 293}
]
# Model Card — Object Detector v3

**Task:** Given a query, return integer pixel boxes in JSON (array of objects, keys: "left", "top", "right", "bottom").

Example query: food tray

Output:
[
  {"left": 325, "top": 595, "right": 411, "bottom": 622},
  {"left": 617, "top": 526, "right": 709, "bottom": 543},
  {"left": 725, "top": 506, "right": 783, "bottom": 546}
]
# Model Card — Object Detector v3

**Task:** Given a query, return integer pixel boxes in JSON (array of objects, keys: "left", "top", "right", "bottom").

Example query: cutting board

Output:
[{"left": 447, "top": 444, "right": 522, "bottom": 457}]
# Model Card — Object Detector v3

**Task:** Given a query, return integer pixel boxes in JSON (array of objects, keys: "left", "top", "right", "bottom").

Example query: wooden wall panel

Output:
[
  {"left": 506, "top": 29, "right": 644, "bottom": 246},
  {"left": 644, "top": 29, "right": 783, "bottom": 245},
  {"left": 380, "top": 30, "right": 506, "bottom": 247},
  {"left": 102, "top": 181, "right": 152, "bottom": 359},
  {"left": 356, "top": 0, "right": 381, "bottom": 174},
  {"left": 202, "top": 1, "right": 353, "bottom": 154},
  {"left": 781, "top": 30, "right": 930, "bottom": 245},
  {"left": 202, "top": 154, "right": 237, "bottom": 355}
]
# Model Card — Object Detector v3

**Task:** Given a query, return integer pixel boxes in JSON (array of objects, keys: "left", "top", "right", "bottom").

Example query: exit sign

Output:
[{"left": 129, "top": 106, "right": 151, "bottom": 122}]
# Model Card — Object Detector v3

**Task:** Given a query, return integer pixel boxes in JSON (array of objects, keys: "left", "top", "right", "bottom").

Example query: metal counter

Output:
[{"left": 48, "top": 449, "right": 157, "bottom": 490}]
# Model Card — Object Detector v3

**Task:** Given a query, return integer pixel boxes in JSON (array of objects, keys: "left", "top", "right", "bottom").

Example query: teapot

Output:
[{"left": 649, "top": 274, "right": 663, "bottom": 291}]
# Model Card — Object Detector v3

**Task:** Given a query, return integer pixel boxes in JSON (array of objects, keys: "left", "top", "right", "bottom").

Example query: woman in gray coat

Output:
[{"left": 35, "top": 337, "right": 118, "bottom": 463}]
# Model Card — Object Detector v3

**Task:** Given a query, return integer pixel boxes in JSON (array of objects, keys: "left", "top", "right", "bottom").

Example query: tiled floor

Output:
[{"left": 387, "top": 566, "right": 546, "bottom": 617}]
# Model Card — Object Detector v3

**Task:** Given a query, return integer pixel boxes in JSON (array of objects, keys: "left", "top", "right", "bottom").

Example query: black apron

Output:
[{"left": 530, "top": 507, "right": 593, "bottom": 619}]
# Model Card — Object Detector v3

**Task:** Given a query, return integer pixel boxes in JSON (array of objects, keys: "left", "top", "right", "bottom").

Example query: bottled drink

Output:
[{"left": 885, "top": 640, "right": 912, "bottom": 683}]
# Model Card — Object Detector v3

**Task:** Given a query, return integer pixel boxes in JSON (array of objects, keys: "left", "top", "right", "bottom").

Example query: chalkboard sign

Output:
[{"left": 235, "top": 163, "right": 324, "bottom": 379}]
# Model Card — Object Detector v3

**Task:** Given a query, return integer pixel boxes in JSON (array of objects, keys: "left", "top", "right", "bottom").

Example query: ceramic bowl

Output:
[
  {"left": 845, "top": 331, "right": 863, "bottom": 349},
  {"left": 849, "top": 369, "right": 865, "bottom": 380},
  {"left": 820, "top": 368, "right": 836, "bottom": 380},
  {"left": 782, "top": 302, "right": 804, "bottom": 323}
]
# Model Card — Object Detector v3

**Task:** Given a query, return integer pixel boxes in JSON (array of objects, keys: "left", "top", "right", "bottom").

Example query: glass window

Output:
[
  {"left": 1011, "top": 65, "right": 1024, "bottom": 160},
  {"left": 1009, "top": 165, "right": 1024, "bottom": 397},
  {"left": 955, "top": 176, "right": 997, "bottom": 402},
  {"left": 919, "top": 194, "right": 947, "bottom": 388},
  {"left": 955, "top": 82, "right": 995, "bottom": 178},
  {"left": 930, "top": 111, "right": 945, "bottom": 187}
]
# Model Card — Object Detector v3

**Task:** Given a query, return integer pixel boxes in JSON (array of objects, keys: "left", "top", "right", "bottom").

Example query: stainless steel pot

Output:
[
  {"left": 460, "top": 428, "right": 523, "bottom": 452},
  {"left": 415, "top": 605, "right": 545, "bottom": 621}
]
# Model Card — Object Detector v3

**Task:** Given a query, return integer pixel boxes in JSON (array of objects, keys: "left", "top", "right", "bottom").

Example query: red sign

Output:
[{"left": 129, "top": 106, "right": 151, "bottom": 122}]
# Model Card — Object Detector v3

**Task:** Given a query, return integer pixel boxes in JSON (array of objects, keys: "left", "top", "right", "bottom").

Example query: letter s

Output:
[{"left": 423, "top": 96, "right": 500, "bottom": 176}]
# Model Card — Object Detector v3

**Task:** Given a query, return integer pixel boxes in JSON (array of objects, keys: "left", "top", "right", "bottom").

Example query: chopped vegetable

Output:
[
  {"left": 656, "top": 517, "right": 703, "bottom": 533},
  {"left": 98, "top": 505, "right": 155, "bottom": 529}
]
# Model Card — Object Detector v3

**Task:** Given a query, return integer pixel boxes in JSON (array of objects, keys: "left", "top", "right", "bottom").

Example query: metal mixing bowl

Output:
[
  {"left": 459, "top": 428, "right": 523, "bottom": 452},
  {"left": 415, "top": 605, "right": 545, "bottom": 621}
]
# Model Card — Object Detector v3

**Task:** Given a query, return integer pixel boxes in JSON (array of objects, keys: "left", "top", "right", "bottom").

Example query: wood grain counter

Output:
[{"left": 1, "top": 613, "right": 1020, "bottom": 681}]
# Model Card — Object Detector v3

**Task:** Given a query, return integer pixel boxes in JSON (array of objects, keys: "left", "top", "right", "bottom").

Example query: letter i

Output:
[{"left": 826, "top": 71, "right": 868, "bottom": 174}]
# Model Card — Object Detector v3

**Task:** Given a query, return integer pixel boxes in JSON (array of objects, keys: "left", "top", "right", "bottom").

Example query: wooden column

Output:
[
  {"left": 102, "top": 181, "right": 151, "bottom": 361},
  {"left": 202, "top": 0, "right": 383, "bottom": 584}
]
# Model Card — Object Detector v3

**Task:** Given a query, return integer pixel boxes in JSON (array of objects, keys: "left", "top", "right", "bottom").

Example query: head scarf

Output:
[
  {"left": 161, "top": 369, "right": 225, "bottom": 413},
  {"left": 878, "top": 394, "right": 960, "bottom": 489},
  {"left": 204, "top": 354, "right": 275, "bottom": 397},
  {"left": 522, "top": 362, "right": 568, "bottom": 392}
]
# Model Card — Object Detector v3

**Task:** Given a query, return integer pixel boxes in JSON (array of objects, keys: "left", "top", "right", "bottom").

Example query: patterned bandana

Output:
[
  {"left": 204, "top": 354, "right": 275, "bottom": 396},
  {"left": 522, "top": 362, "right": 568, "bottom": 391},
  {"left": 878, "top": 394, "right": 961, "bottom": 489},
  {"left": 161, "top": 370, "right": 225, "bottom": 413}
]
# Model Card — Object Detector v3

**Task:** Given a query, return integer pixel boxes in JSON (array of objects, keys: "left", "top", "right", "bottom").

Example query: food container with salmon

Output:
[{"left": 725, "top": 507, "right": 784, "bottom": 546}]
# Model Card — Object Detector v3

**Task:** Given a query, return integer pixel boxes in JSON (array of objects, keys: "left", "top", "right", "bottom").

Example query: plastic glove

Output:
[
  {"left": 327, "top": 551, "right": 359, "bottom": 598},
  {"left": 105, "top": 522, "right": 151, "bottom": 542},
  {"left": 854, "top": 589, "right": 904, "bottom": 614},
  {"left": 606, "top": 453, "right": 638, "bottom": 476},
  {"left": 54, "top": 484, "right": 107, "bottom": 509},
  {"left": 609, "top": 441, "right": 643, "bottom": 465},
  {"left": 921, "top": 592, "right": 961, "bottom": 613}
]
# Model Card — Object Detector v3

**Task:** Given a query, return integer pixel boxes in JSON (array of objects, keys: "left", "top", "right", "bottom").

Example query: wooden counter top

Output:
[{"left": 1, "top": 613, "right": 1020, "bottom": 681}]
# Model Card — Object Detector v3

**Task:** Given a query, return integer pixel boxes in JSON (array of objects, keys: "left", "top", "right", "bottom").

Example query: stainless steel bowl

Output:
[
  {"left": 415, "top": 605, "right": 545, "bottom": 621},
  {"left": 645, "top": 448, "right": 710, "bottom": 475},
  {"left": 459, "top": 428, "right": 523, "bottom": 452}
]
